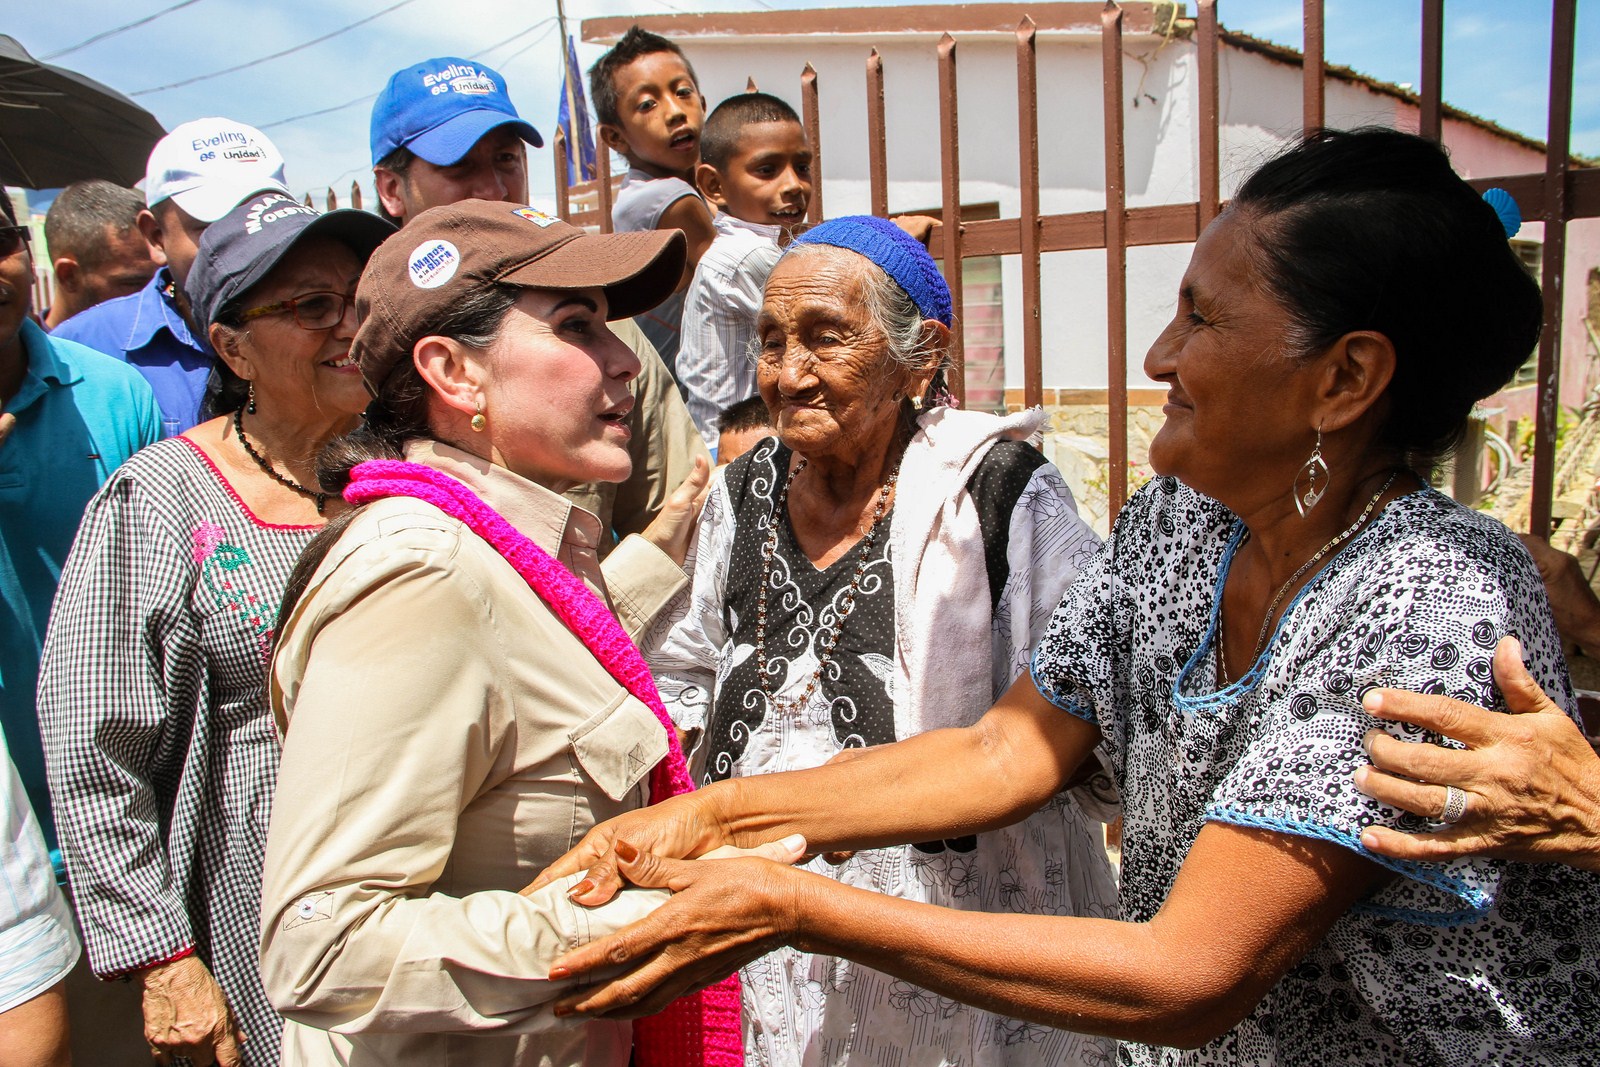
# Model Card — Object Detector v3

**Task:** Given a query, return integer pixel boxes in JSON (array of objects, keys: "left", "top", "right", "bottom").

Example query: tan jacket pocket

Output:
[{"left": 569, "top": 693, "right": 670, "bottom": 802}]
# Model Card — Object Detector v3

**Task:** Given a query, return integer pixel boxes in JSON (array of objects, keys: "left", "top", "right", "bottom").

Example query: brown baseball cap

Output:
[{"left": 353, "top": 199, "right": 686, "bottom": 393}]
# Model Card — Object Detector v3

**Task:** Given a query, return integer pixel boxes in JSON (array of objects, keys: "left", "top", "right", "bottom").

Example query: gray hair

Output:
[
  {"left": 763, "top": 243, "right": 951, "bottom": 387},
  {"left": 44, "top": 180, "right": 145, "bottom": 268}
]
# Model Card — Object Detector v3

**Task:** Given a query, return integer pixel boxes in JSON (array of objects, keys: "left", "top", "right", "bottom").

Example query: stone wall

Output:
[{"left": 1001, "top": 398, "right": 1166, "bottom": 536}]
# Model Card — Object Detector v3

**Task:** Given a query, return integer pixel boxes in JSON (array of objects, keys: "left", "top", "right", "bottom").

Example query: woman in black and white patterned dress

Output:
[
  {"left": 543, "top": 129, "right": 1599, "bottom": 1065},
  {"left": 38, "top": 196, "right": 391, "bottom": 1067},
  {"left": 643, "top": 215, "right": 1116, "bottom": 1067}
]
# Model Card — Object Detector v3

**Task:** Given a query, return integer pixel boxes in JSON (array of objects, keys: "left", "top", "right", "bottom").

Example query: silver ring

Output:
[{"left": 1439, "top": 785, "right": 1469, "bottom": 825}]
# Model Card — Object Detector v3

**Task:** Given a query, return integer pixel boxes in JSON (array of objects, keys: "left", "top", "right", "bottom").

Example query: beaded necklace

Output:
[
  {"left": 756, "top": 456, "right": 898, "bottom": 712},
  {"left": 1218, "top": 470, "right": 1400, "bottom": 683},
  {"left": 232, "top": 407, "right": 327, "bottom": 515}
]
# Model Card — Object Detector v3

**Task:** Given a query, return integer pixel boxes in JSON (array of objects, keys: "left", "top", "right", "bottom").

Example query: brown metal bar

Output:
[
  {"left": 1196, "top": 0, "right": 1220, "bottom": 227},
  {"left": 595, "top": 133, "right": 614, "bottom": 233},
  {"left": 1102, "top": 1, "right": 1128, "bottom": 512},
  {"left": 1017, "top": 17, "right": 1043, "bottom": 408},
  {"left": 1418, "top": 0, "right": 1443, "bottom": 142},
  {"left": 553, "top": 129, "right": 571, "bottom": 221},
  {"left": 937, "top": 32, "right": 966, "bottom": 403},
  {"left": 1465, "top": 169, "right": 1600, "bottom": 222},
  {"left": 802, "top": 63, "right": 824, "bottom": 224},
  {"left": 866, "top": 49, "right": 889, "bottom": 217},
  {"left": 1529, "top": 0, "right": 1577, "bottom": 538},
  {"left": 1303, "top": 0, "right": 1325, "bottom": 132}
]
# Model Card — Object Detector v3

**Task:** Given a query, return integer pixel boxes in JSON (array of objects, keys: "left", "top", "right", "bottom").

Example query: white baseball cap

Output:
[{"left": 145, "top": 118, "right": 291, "bottom": 223}]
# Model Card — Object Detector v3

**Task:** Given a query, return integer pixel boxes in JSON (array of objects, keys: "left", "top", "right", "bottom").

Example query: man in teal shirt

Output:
[{"left": 0, "top": 189, "right": 161, "bottom": 855}]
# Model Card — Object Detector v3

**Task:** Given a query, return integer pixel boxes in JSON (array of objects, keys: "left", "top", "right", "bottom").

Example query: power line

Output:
[
  {"left": 258, "top": 92, "right": 378, "bottom": 132},
  {"left": 130, "top": 0, "right": 421, "bottom": 96},
  {"left": 254, "top": 17, "right": 557, "bottom": 132},
  {"left": 41, "top": 0, "right": 210, "bottom": 60},
  {"left": 495, "top": 21, "right": 559, "bottom": 66}
]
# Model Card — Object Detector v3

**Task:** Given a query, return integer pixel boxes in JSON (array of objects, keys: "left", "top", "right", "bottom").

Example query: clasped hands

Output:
[{"left": 522, "top": 801, "right": 811, "bottom": 1020}]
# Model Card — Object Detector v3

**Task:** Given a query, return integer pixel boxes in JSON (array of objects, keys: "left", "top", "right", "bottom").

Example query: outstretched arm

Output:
[
  {"left": 1354, "top": 635, "right": 1600, "bottom": 870},
  {"left": 550, "top": 819, "right": 1388, "bottom": 1050},
  {"left": 534, "top": 672, "right": 1099, "bottom": 901}
]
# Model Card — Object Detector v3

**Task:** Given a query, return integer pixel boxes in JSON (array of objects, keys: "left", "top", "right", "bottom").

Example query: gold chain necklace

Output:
[{"left": 1218, "top": 471, "right": 1400, "bottom": 683}]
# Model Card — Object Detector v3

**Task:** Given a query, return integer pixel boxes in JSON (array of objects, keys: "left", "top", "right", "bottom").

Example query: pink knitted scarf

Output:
[{"left": 345, "top": 459, "right": 742, "bottom": 1067}]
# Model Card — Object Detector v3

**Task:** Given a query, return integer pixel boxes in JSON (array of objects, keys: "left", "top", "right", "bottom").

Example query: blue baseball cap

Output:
[{"left": 370, "top": 57, "right": 543, "bottom": 167}]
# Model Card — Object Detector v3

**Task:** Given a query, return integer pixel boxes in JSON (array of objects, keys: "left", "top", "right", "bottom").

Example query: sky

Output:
[{"left": 8, "top": 0, "right": 1597, "bottom": 208}]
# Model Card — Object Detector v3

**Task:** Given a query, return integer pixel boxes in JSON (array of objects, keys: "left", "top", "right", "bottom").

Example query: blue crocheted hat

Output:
[{"left": 790, "top": 215, "right": 953, "bottom": 326}]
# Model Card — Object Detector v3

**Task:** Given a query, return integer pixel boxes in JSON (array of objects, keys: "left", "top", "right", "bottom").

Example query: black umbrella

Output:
[{"left": 0, "top": 35, "right": 165, "bottom": 189}]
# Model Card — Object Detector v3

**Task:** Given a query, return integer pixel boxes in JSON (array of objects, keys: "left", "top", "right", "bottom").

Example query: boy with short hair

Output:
[
  {"left": 677, "top": 92, "right": 812, "bottom": 450},
  {"left": 715, "top": 394, "right": 773, "bottom": 466},
  {"left": 590, "top": 26, "right": 716, "bottom": 369}
]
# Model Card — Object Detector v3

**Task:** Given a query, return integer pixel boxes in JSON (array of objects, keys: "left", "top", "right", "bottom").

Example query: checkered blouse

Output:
[{"left": 38, "top": 436, "right": 319, "bottom": 1067}]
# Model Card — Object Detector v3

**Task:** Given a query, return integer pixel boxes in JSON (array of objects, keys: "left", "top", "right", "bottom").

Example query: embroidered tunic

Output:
[
  {"left": 38, "top": 436, "right": 317, "bottom": 1067},
  {"left": 649, "top": 434, "right": 1118, "bottom": 1067},
  {"left": 1031, "top": 477, "right": 1600, "bottom": 1066}
]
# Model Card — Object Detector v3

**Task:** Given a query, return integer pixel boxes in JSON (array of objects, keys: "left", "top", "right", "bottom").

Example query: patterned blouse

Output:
[
  {"left": 38, "top": 436, "right": 318, "bottom": 1067},
  {"left": 649, "top": 436, "right": 1118, "bottom": 1067},
  {"left": 1031, "top": 476, "right": 1600, "bottom": 1065}
]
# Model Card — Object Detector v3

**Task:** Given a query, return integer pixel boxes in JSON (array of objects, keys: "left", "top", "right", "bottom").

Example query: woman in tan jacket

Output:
[{"left": 259, "top": 201, "right": 773, "bottom": 1067}]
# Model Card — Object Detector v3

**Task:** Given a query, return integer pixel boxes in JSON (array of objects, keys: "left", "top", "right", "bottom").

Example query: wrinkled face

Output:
[
  {"left": 706, "top": 120, "right": 811, "bottom": 228},
  {"left": 608, "top": 51, "right": 705, "bottom": 178},
  {"left": 0, "top": 225, "right": 31, "bottom": 352},
  {"left": 756, "top": 252, "right": 917, "bottom": 463},
  {"left": 476, "top": 287, "right": 640, "bottom": 490},
  {"left": 1143, "top": 210, "right": 1318, "bottom": 500},
  {"left": 74, "top": 225, "right": 159, "bottom": 306},
  {"left": 153, "top": 200, "right": 210, "bottom": 287},
  {"left": 221, "top": 236, "right": 369, "bottom": 423},
  {"left": 393, "top": 128, "right": 529, "bottom": 221}
]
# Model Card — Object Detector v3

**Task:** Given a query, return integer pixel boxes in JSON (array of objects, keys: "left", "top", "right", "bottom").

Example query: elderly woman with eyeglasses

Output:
[{"left": 38, "top": 193, "right": 393, "bottom": 1067}]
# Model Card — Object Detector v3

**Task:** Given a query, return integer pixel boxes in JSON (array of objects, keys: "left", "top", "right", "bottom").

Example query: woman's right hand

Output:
[
  {"left": 1354, "top": 636, "right": 1600, "bottom": 870},
  {"left": 522, "top": 788, "right": 730, "bottom": 904},
  {"left": 639, "top": 455, "right": 711, "bottom": 567},
  {"left": 133, "top": 955, "right": 246, "bottom": 1067}
]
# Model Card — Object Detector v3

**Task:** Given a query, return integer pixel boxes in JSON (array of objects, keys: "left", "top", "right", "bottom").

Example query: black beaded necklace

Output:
[{"left": 232, "top": 407, "right": 327, "bottom": 515}]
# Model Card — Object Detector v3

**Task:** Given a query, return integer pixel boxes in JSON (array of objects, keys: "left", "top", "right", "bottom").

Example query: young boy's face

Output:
[
  {"left": 701, "top": 120, "right": 812, "bottom": 228},
  {"left": 605, "top": 51, "right": 705, "bottom": 179}
]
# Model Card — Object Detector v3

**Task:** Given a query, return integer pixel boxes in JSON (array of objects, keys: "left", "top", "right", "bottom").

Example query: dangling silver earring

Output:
[
  {"left": 1293, "top": 424, "right": 1329, "bottom": 518},
  {"left": 470, "top": 402, "right": 486, "bottom": 433},
  {"left": 247, "top": 382, "right": 256, "bottom": 415},
  {"left": 910, "top": 394, "right": 924, "bottom": 412}
]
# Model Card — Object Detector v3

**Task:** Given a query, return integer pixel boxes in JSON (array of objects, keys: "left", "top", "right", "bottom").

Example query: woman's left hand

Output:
[
  {"left": 550, "top": 838, "right": 809, "bottom": 1019},
  {"left": 640, "top": 455, "right": 711, "bottom": 567}
]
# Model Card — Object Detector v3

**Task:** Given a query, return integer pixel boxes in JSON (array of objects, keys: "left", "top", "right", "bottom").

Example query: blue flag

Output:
[{"left": 558, "top": 35, "right": 597, "bottom": 185}]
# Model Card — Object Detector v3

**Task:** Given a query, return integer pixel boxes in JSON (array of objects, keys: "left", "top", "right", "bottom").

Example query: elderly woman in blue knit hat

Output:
[{"left": 630, "top": 215, "right": 1118, "bottom": 1067}]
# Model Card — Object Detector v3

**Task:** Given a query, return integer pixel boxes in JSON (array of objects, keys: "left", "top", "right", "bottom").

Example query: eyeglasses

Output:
[
  {"left": 0, "top": 226, "right": 32, "bottom": 259},
  {"left": 238, "top": 290, "right": 356, "bottom": 331}
]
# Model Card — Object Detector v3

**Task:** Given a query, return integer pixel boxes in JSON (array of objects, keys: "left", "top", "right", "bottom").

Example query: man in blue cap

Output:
[{"left": 370, "top": 57, "right": 707, "bottom": 553}]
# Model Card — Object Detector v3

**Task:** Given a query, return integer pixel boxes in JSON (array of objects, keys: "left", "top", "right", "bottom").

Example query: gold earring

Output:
[{"left": 470, "top": 403, "right": 487, "bottom": 432}]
